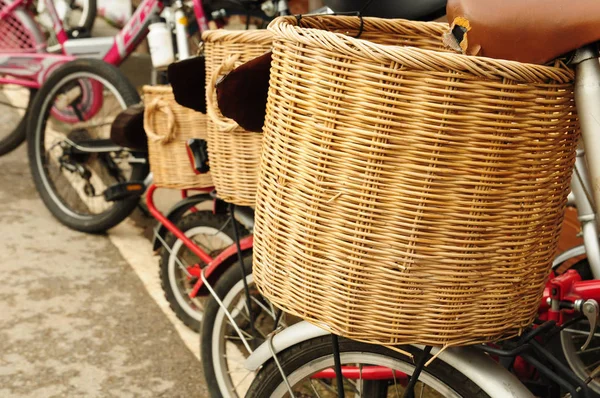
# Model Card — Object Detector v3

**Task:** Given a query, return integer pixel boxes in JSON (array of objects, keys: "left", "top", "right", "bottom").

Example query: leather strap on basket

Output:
[
  {"left": 144, "top": 98, "right": 176, "bottom": 144},
  {"left": 206, "top": 53, "right": 240, "bottom": 133}
]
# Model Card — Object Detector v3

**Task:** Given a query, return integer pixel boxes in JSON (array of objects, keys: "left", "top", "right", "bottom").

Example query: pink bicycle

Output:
[{"left": 0, "top": 0, "right": 274, "bottom": 232}]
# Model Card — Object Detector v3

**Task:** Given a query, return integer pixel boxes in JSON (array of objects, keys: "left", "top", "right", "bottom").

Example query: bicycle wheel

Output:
[
  {"left": 552, "top": 259, "right": 600, "bottom": 397},
  {"left": 560, "top": 319, "right": 600, "bottom": 397},
  {"left": 201, "top": 257, "right": 292, "bottom": 398},
  {"left": 27, "top": 58, "right": 148, "bottom": 233},
  {"left": 246, "top": 338, "right": 489, "bottom": 398},
  {"left": 160, "top": 211, "right": 248, "bottom": 331},
  {"left": 0, "top": 86, "right": 35, "bottom": 155},
  {"left": 68, "top": 0, "right": 97, "bottom": 32},
  {"left": 34, "top": 0, "right": 96, "bottom": 35}
]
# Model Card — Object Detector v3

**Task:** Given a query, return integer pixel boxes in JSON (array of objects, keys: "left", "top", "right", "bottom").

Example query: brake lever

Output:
[{"left": 577, "top": 299, "right": 599, "bottom": 351}]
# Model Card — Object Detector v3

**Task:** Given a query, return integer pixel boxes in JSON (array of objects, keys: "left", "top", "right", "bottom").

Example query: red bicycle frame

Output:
[
  {"left": 146, "top": 184, "right": 253, "bottom": 298},
  {"left": 309, "top": 269, "right": 600, "bottom": 383},
  {"left": 540, "top": 269, "right": 600, "bottom": 323},
  {"left": 147, "top": 185, "right": 414, "bottom": 382}
]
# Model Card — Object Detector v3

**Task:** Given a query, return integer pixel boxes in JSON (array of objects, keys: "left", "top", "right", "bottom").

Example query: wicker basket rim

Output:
[
  {"left": 268, "top": 15, "right": 574, "bottom": 84},
  {"left": 202, "top": 29, "right": 273, "bottom": 45}
]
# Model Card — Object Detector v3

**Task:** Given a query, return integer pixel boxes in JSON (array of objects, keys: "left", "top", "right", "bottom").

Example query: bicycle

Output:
[
  {"left": 205, "top": 4, "right": 600, "bottom": 398},
  {"left": 0, "top": 0, "right": 273, "bottom": 231},
  {"left": 195, "top": 3, "right": 458, "bottom": 398}
]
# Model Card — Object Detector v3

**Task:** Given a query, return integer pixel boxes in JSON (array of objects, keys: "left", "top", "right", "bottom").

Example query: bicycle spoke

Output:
[
  {"left": 577, "top": 346, "right": 600, "bottom": 355},
  {"left": 173, "top": 254, "right": 193, "bottom": 277},
  {"left": 564, "top": 329, "right": 600, "bottom": 338},
  {"left": 392, "top": 367, "right": 401, "bottom": 398},
  {"left": 193, "top": 234, "right": 210, "bottom": 251},
  {"left": 345, "top": 378, "right": 360, "bottom": 394},
  {"left": 225, "top": 322, "right": 255, "bottom": 340},
  {"left": 358, "top": 364, "right": 362, "bottom": 398},
  {"left": 250, "top": 295, "right": 276, "bottom": 319},
  {"left": 309, "top": 379, "right": 323, "bottom": 398},
  {"left": 224, "top": 363, "right": 250, "bottom": 374},
  {"left": 192, "top": 234, "right": 212, "bottom": 254},
  {"left": 236, "top": 310, "right": 268, "bottom": 339},
  {"left": 585, "top": 358, "right": 600, "bottom": 370},
  {"left": 314, "top": 379, "right": 336, "bottom": 395},
  {"left": 232, "top": 367, "right": 253, "bottom": 390},
  {"left": 224, "top": 334, "right": 247, "bottom": 341}
]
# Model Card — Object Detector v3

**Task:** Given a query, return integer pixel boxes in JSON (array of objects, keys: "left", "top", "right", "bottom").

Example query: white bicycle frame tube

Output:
[
  {"left": 569, "top": 150, "right": 600, "bottom": 278},
  {"left": 173, "top": 2, "right": 190, "bottom": 60},
  {"left": 569, "top": 46, "right": 600, "bottom": 279}
]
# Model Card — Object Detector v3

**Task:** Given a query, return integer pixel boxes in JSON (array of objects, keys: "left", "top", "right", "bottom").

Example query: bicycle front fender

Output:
[
  {"left": 552, "top": 244, "right": 586, "bottom": 269},
  {"left": 244, "top": 321, "right": 534, "bottom": 398}
]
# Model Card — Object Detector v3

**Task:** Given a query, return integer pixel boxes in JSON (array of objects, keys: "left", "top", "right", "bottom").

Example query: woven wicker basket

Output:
[
  {"left": 143, "top": 85, "right": 213, "bottom": 189},
  {"left": 253, "top": 16, "right": 579, "bottom": 347},
  {"left": 203, "top": 29, "right": 272, "bottom": 206}
]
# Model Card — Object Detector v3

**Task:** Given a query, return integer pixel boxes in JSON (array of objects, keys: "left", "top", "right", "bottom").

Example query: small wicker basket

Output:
[
  {"left": 253, "top": 16, "right": 580, "bottom": 347},
  {"left": 143, "top": 85, "right": 213, "bottom": 189},
  {"left": 203, "top": 29, "right": 272, "bottom": 206}
]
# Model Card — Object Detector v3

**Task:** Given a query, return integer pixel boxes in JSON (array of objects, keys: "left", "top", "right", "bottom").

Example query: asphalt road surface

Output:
[{"left": 0, "top": 146, "right": 207, "bottom": 397}]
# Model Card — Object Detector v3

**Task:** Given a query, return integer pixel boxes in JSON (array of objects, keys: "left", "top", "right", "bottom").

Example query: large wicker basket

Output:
[
  {"left": 253, "top": 16, "right": 579, "bottom": 347},
  {"left": 203, "top": 29, "right": 272, "bottom": 206},
  {"left": 143, "top": 85, "right": 213, "bottom": 189}
]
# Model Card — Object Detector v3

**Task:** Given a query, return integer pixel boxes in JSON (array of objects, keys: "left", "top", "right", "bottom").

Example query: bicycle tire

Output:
[
  {"left": 246, "top": 337, "right": 490, "bottom": 398},
  {"left": 27, "top": 58, "right": 147, "bottom": 233},
  {"left": 75, "top": 0, "right": 97, "bottom": 33},
  {"left": 0, "top": 88, "right": 36, "bottom": 156},
  {"left": 160, "top": 211, "right": 248, "bottom": 331},
  {"left": 550, "top": 259, "right": 600, "bottom": 397},
  {"left": 200, "top": 256, "right": 253, "bottom": 398}
]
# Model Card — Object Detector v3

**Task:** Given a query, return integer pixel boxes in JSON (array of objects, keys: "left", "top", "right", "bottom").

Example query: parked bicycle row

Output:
[{"left": 1, "top": 0, "right": 600, "bottom": 397}]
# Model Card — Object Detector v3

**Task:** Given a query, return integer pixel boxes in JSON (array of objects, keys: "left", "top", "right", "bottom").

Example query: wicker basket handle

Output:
[
  {"left": 206, "top": 53, "right": 241, "bottom": 133},
  {"left": 144, "top": 98, "right": 177, "bottom": 144}
]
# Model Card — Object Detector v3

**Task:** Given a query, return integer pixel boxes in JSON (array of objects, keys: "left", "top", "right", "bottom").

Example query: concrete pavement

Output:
[{"left": 0, "top": 146, "right": 207, "bottom": 397}]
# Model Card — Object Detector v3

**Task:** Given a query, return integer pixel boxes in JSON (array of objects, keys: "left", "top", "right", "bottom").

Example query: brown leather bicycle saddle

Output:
[{"left": 446, "top": 0, "right": 600, "bottom": 64}]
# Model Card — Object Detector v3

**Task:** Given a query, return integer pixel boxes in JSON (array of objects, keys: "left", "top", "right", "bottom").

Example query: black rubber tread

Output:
[
  {"left": 200, "top": 254, "right": 252, "bottom": 398},
  {"left": 246, "top": 338, "right": 490, "bottom": 398},
  {"left": 27, "top": 58, "right": 146, "bottom": 233},
  {"left": 79, "top": 0, "right": 97, "bottom": 32},
  {"left": 0, "top": 89, "right": 36, "bottom": 156}
]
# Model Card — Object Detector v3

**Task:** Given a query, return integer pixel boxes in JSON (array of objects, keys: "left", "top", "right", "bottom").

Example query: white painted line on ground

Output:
[{"left": 108, "top": 219, "right": 200, "bottom": 359}]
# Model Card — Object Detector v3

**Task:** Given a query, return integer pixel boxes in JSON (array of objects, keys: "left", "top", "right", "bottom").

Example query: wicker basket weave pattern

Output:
[
  {"left": 203, "top": 30, "right": 272, "bottom": 206},
  {"left": 143, "top": 85, "right": 213, "bottom": 189},
  {"left": 253, "top": 16, "right": 579, "bottom": 347}
]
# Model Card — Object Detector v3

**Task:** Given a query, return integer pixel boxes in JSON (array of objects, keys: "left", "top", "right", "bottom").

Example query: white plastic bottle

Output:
[{"left": 147, "top": 19, "right": 175, "bottom": 69}]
